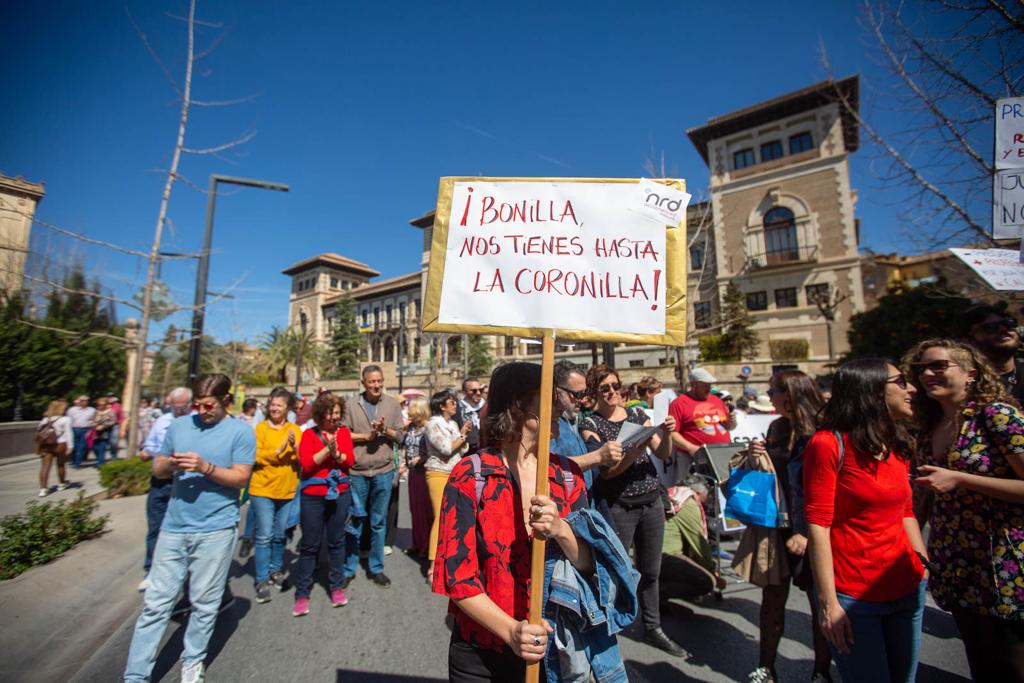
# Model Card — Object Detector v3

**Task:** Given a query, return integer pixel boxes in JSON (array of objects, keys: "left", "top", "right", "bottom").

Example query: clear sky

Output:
[{"left": 1, "top": 1, "right": 941, "bottom": 344}]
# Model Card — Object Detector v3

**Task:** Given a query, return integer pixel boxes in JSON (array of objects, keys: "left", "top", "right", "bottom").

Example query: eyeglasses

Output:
[
  {"left": 598, "top": 381, "right": 622, "bottom": 395},
  {"left": 558, "top": 386, "right": 587, "bottom": 401},
  {"left": 910, "top": 360, "right": 960, "bottom": 375},
  {"left": 466, "top": 388, "right": 482, "bottom": 394},
  {"left": 766, "top": 387, "right": 784, "bottom": 398},
  {"left": 974, "top": 317, "right": 1018, "bottom": 334},
  {"left": 886, "top": 374, "right": 909, "bottom": 390},
  {"left": 194, "top": 399, "right": 223, "bottom": 411}
]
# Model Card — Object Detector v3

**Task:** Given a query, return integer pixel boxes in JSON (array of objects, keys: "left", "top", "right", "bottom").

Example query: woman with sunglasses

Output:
[
  {"left": 579, "top": 364, "right": 683, "bottom": 657},
  {"left": 803, "top": 359, "right": 927, "bottom": 682},
  {"left": 904, "top": 339, "right": 1024, "bottom": 681},
  {"left": 424, "top": 390, "right": 473, "bottom": 584},
  {"left": 744, "top": 371, "right": 832, "bottom": 683}
]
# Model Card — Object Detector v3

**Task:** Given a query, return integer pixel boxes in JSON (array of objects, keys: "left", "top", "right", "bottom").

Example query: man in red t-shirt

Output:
[{"left": 668, "top": 367, "right": 735, "bottom": 456}]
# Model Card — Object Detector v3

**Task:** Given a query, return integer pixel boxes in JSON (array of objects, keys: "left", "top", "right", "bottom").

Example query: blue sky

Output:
[{"left": 1, "top": 1, "right": 952, "bottom": 344}]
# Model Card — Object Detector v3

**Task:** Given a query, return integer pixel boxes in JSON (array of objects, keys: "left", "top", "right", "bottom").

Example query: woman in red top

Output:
[
  {"left": 804, "top": 358, "right": 928, "bottom": 683},
  {"left": 433, "top": 362, "right": 591, "bottom": 683},
  {"left": 293, "top": 393, "right": 355, "bottom": 617}
]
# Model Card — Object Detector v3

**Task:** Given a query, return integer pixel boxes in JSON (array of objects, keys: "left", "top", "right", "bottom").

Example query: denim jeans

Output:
[
  {"left": 123, "top": 527, "right": 236, "bottom": 682},
  {"left": 71, "top": 427, "right": 90, "bottom": 467},
  {"left": 144, "top": 477, "right": 173, "bottom": 572},
  {"left": 343, "top": 470, "right": 395, "bottom": 576},
  {"left": 295, "top": 491, "right": 351, "bottom": 598},
  {"left": 109, "top": 424, "right": 120, "bottom": 457},
  {"left": 92, "top": 437, "right": 109, "bottom": 467},
  {"left": 831, "top": 579, "right": 926, "bottom": 683},
  {"left": 241, "top": 504, "right": 255, "bottom": 542},
  {"left": 251, "top": 496, "right": 290, "bottom": 584},
  {"left": 607, "top": 499, "right": 665, "bottom": 630}
]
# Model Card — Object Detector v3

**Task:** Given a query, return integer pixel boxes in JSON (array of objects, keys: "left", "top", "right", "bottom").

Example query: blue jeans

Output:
[
  {"left": 295, "top": 492, "right": 351, "bottom": 598},
  {"left": 109, "top": 424, "right": 120, "bottom": 457},
  {"left": 241, "top": 504, "right": 255, "bottom": 542},
  {"left": 831, "top": 579, "right": 926, "bottom": 683},
  {"left": 144, "top": 477, "right": 173, "bottom": 572},
  {"left": 343, "top": 470, "right": 395, "bottom": 576},
  {"left": 123, "top": 527, "right": 236, "bottom": 682},
  {"left": 251, "top": 496, "right": 290, "bottom": 584},
  {"left": 92, "top": 437, "right": 109, "bottom": 467},
  {"left": 71, "top": 427, "right": 90, "bottom": 467}
]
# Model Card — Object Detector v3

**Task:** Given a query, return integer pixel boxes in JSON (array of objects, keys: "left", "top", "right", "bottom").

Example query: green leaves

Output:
[{"left": 0, "top": 495, "right": 108, "bottom": 580}]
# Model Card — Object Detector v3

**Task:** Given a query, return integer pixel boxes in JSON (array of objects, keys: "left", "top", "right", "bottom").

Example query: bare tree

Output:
[{"left": 824, "top": 1, "right": 1022, "bottom": 249}]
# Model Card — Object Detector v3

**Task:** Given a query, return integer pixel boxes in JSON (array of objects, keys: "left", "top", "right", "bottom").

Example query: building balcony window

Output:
[{"left": 745, "top": 244, "right": 818, "bottom": 269}]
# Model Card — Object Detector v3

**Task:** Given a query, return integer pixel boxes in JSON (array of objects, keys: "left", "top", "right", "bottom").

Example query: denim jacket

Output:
[
  {"left": 542, "top": 508, "right": 640, "bottom": 683},
  {"left": 785, "top": 435, "right": 811, "bottom": 536},
  {"left": 299, "top": 471, "right": 366, "bottom": 535}
]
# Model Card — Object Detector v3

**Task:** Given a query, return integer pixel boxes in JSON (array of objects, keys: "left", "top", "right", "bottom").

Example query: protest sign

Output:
[
  {"left": 950, "top": 248, "right": 1024, "bottom": 291},
  {"left": 996, "top": 97, "right": 1024, "bottom": 170},
  {"left": 994, "top": 168, "right": 1024, "bottom": 239},
  {"left": 421, "top": 177, "right": 688, "bottom": 344}
]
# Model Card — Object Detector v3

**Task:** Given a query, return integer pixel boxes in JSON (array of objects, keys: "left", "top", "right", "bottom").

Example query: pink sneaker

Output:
[
  {"left": 330, "top": 588, "right": 348, "bottom": 607},
  {"left": 292, "top": 596, "right": 310, "bottom": 617}
]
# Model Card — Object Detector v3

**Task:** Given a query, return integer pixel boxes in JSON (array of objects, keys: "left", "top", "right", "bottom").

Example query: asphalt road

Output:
[{"left": 67, "top": 482, "right": 973, "bottom": 682}]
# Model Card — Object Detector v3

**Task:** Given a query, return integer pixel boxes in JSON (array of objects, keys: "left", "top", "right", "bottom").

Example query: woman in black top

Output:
[{"left": 579, "top": 363, "right": 683, "bottom": 657}]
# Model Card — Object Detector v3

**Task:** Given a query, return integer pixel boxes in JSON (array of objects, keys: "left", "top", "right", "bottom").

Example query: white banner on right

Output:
[{"left": 950, "top": 248, "right": 1024, "bottom": 291}]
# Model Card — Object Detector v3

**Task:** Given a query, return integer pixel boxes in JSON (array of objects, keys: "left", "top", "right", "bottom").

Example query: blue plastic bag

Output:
[{"left": 724, "top": 467, "right": 780, "bottom": 528}]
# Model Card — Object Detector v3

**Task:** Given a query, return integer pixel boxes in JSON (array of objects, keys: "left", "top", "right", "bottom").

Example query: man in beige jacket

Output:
[{"left": 342, "top": 365, "right": 405, "bottom": 588}]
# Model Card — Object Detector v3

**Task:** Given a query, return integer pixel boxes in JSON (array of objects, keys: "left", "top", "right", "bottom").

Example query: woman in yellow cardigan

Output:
[{"left": 251, "top": 387, "right": 303, "bottom": 604}]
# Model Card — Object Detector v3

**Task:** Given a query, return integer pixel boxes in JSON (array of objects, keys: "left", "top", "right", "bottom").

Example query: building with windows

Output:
[
  {"left": 0, "top": 173, "right": 45, "bottom": 297},
  {"left": 282, "top": 253, "right": 379, "bottom": 343},
  {"left": 686, "top": 75, "right": 865, "bottom": 361}
]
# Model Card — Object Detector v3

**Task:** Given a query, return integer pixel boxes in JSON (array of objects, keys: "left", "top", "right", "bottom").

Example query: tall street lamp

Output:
[
  {"left": 187, "top": 174, "right": 289, "bottom": 384},
  {"left": 294, "top": 312, "right": 308, "bottom": 394}
]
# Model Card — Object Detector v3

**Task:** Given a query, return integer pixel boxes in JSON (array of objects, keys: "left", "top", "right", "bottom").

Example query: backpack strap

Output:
[
  {"left": 470, "top": 452, "right": 485, "bottom": 504},
  {"left": 833, "top": 431, "right": 845, "bottom": 471},
  {"left": 556, "top": 453, "right": 575, "bottom": 498}
]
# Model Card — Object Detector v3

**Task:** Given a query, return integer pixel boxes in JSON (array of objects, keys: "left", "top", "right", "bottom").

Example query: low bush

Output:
[
  {"left": 99, "top": 457, "right": 153, "bottom": 497},
  {"left": 0, "top": 495, "right": 108, "bottom": 580},
  {"left": 769, "top": 338, "right": 810, "bottom": 361}
]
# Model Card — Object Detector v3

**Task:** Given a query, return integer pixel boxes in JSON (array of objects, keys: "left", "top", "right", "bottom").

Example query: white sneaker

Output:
[
  {"left": 383, "top": 545, "right": 393, "bottom": 556},
  {"left": 180, "top": 659, "right": 205, "bottom": 683},
  {"left": 38, "top": 488, "right": 50, "bottom": 498},
  {"left": 138, "top": 575, "right": 150, "bottom": 592},
  {"left": 57, "top": 482, "right": 70, "bottom": 491}
]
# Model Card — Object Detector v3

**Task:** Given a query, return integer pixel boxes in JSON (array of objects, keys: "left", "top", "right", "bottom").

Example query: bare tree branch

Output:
[
  {"left": 15, "top": 318, "right": 130, "bottom": 347},
  {"left": 182, "top": 129, "right": 257, "bottom": 155},
  {"left": 125, "top": 6, "right": 182, "bottom": 97},
  {"left": 165, "top": 11, "right": 223, "bottom": 28},
  {"left": 192, "top": 93, "right": 261, "bottom": 107}
]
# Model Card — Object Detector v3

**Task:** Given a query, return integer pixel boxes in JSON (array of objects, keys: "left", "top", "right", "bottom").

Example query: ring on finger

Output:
[{"left": 533, "top": 635, "right": 541, "bottom": 646}]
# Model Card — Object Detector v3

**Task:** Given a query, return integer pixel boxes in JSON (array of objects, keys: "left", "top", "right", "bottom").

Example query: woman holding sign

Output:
[
  {"left": 432, "top": 362, "right": 590, "bottom": 682},
  {"left": 579, "top": 364, "right": 684, "bottom": 658}
]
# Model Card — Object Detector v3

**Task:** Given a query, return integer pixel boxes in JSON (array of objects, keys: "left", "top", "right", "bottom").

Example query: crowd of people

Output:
[{"left": 32, "top": 301, "right": 1015, "bottom": 682}]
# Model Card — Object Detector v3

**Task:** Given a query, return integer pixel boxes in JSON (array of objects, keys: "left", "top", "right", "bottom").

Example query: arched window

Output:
[
  {"left": 372, "top": 339, "right": 381, "bottom": 362},
  {"left": 763, "top": 207, "right": 799, "bottom": 264},
  {"left": 384, "top": 338, "right": 394, "bottom": 362}
]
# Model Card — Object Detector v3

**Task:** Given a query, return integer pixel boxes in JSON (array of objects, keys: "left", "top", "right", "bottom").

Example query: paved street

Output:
[
  {"left": 0, "top": 454, "right": 106, "bottom": 518},
  {"left": 0, "top": 470, "right": 973, "bottom": 682}
]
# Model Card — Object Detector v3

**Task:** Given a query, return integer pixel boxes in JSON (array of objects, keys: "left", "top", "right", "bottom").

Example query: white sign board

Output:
[
  {"left": 729, "top": 411, "right": 780, "bottom": 444},
  {"left": 997, "top": 98, "right": 1024, "bottom": 170},
  {"left": 950, "top": 248, "right": 1024, "bottom": 291},
  {"left": 994, "top": 168, "right": 1024, "bottom": 239},
  {"left": 437, "top": 181, "right": 684, "bottom": 334}
]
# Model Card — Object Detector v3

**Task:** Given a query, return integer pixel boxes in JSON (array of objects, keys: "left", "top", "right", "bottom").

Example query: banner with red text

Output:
[{"left": 421, "top": 177, "right": 689, "bottom": 345}]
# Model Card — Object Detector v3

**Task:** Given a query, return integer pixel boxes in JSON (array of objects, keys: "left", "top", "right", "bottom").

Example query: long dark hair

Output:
[
  {"left": 481, "top": 362, "right": 541, "bottom": 448},
  {"left": 818, "top": 358, "right": 912, "bottom": 460},
  {"left": 770, "top": 370, "right": 826, "bottom": 450}
]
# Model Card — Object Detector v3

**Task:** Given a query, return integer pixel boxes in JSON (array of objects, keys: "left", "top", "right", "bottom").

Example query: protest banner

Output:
[
  {"left": 996, "top": 97, "right": 1024, "bottom": 170},
  {"left": 950, "top": 248, "right": 1024, "bottom": 291},
  {"left": 422, "top": 177, "right": 688, "bottom": 682}
]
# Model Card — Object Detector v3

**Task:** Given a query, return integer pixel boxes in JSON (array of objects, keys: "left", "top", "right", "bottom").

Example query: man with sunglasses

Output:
[
  {"left": 551, "top": 360, "right": 623, "bottom": 497},
  {"left": 454, "top": 377, "right": 485, "bottom": 454},
  {"left": 956, "top": 304, "right": 1024, "bottom": 405},
  {"left": 124, "top": 374, "right": 256, "bottom": 683}
]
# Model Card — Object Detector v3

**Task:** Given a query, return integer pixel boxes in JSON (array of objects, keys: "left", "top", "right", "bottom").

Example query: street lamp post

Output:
[{"left": 187, "top": 174, "right": 289, "bottom": 384}]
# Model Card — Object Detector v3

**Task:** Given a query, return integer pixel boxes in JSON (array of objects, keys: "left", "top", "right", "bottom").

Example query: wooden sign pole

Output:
[{"left": 525, "top": 330, "right": 555, "bottom": 683}]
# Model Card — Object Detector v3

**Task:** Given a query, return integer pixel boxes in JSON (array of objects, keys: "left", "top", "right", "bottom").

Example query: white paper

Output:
[
  {"left": 438, "top": 181, "right": 669, "bottom": 334},
  {"left": 950, "top": 248, "right": 1024, "bottom": 291},
  {"left": 996, "top": 98, "right": 1024, "bottom": 170},
  {"left": 633, "top": 178, "right": 691, "bottom": 226},
  {"left": 994, "top": 169, "right": 1024, "bottom": 239},
  {"left": 617, "top": 421, "right": 660, "bottom": 449}
]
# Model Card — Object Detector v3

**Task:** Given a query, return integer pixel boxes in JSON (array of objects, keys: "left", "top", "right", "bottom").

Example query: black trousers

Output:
[
  {"left": 448, "top": 631, "right": 528, "bottom": 683},
  {"left": 608, "top": 498, "right": 664, "bottom": 630},
  {"left": 952, "top": 608, "right": 1024, "bottom": 683}
]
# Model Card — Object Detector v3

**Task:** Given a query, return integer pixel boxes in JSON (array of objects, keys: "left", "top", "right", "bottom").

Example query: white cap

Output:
[{"left": 689, "top": 367, "right": 716, "bottom": 384}]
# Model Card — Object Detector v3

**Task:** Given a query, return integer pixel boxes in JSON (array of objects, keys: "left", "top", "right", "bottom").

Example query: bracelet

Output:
[{"left": 204, "top": 463, "right": 215, "bottom": 477}]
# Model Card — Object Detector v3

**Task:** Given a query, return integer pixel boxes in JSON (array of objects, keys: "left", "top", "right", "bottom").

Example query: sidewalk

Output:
[
  {"left": 0, "top": 494, "right": 148, "bottom": 683},
  {"left": 0, "top": 455, "right": 107, "bottom": 519}
]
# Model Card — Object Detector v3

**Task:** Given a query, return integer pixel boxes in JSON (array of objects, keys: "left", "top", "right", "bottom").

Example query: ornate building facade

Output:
[{"left": 0, "top": 173, "right": 45, "bottom": 297}]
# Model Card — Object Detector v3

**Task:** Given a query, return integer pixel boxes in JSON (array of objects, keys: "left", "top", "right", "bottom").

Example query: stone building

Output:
[
  {"left": 686, "top": 75, "right": 864, "bottom": 362},
  {"left": 0, "top": 173, "right": 45, "bottom": 297},
  {"left": 282, "top": 253, "right": 379, "bottom": 342}
]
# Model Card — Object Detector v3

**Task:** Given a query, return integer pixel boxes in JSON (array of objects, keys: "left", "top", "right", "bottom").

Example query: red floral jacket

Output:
[{"left": 431, "top": 448, "right": 587, "bottom": 651}]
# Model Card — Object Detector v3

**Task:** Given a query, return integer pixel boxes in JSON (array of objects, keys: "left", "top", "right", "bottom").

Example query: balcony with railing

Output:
[{"left": 743, "top": 244, "right": 819, "bottom": 270}]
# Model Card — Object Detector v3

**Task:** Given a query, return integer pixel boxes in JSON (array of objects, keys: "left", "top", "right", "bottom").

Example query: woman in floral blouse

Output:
[{"left": 905, "top": 339, "right": 1024, "bottom": 681}]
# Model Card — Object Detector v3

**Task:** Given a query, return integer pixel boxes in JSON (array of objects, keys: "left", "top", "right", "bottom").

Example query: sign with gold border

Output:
[{"left": 421, "top": 176, "right": 688, "bottom": 345}]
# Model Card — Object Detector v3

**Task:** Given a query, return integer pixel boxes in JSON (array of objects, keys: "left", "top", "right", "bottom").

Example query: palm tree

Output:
[{"left": 259, "top": 325, "right": 323, "bottom": 384}]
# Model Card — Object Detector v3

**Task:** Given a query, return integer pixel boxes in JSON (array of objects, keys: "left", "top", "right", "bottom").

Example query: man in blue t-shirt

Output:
[{"left": 124, "top": 374, "right": 255, "bottom": 683}]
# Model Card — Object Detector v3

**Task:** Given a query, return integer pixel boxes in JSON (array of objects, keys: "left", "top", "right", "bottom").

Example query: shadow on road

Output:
[
  {"left": 917, "top": 662, "right": 970, "bottom": 682},
  {"left": 335, "top": 671, "right": 445, "bottom": 682},
  {"left": 149, "top": 594, "right": 252, "bottom": 682},
  {"left": 922, "top": 605, "right": 961, "bottom": 640}
]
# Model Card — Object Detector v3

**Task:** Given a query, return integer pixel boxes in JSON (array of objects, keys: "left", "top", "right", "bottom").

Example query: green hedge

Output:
[
  {"left": 99, "top": 458, "right": 153, "bottom": 497},
  {"left": 0, "top": 495, "right": 108, "bottom": 580},
  {"left": 769, "top": 338, "right": 810, "bottom": 361}
]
